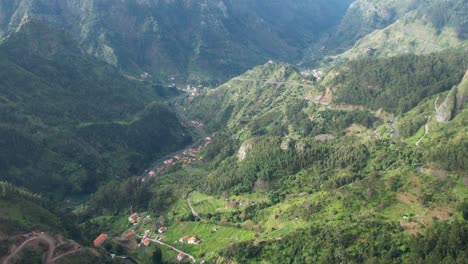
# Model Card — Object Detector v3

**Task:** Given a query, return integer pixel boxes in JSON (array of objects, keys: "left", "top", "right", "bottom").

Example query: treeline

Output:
[
  {"left": 333, "top": 50, "right": 468, "bottom": 114},
  {"left": 204, "top": 137, "right": 369, "bottom": 194},
  {"left": 218, "top": 218, "right": 468, "bottom": 263}
]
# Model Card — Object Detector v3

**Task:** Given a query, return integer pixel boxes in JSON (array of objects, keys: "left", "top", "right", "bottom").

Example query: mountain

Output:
[
  {"left": 0, "top": 0, "right": 352, "bottom": 84},
  {"left": 172, "top": 50, "right": 468, "bottom": 262},
  {"left": 322, "top": 0, "right": 468, "bottom": 66},
  {"left": 0, "top": 21, "right": 191, "bottom": 198},
  {"left": 1, "top": 1, "right": 467, "bottom": 263}
]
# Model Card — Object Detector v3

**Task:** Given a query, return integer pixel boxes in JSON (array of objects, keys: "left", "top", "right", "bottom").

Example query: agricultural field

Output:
[{"left": 159, "top": 221, "right": 255, "bottom": 259}]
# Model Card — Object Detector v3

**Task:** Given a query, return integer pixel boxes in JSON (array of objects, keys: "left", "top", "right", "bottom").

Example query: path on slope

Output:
[
  {"left": 415, "top": 96, "right": 440, "bottom": 147},
  {"left": 232, "top": 77, "right": 316, "bottom": 88},
  {"left": 186, "top": 190, "right": 205, "bottom": 222},
  {"left": 149, "top": 238, "right": 196, "bottom": 263}
]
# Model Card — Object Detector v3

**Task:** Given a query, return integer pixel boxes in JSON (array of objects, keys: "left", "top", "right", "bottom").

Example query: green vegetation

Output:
[
  {"left": 0, "top": 182, "right": 63, "bottom": 234},
  {"left": 316, "top": 0, "right": 468, "bottom": 68},
  {"left": 331, "top": 50, "right": 468, "bottom": 114},
  {"left": 0, "top": 21, "right": 191, "bottom": 198},
  {"left": 0, "top": 2, "right": 467, "bottom": 264}
]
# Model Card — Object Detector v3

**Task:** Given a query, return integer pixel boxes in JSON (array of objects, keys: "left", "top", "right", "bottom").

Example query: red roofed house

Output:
[
  {"left": 164, "top": 159, "right": 174, "bottom": 166},
  {"left": 124, "top": 230, "right": 134, "bottom": 238},
  {"left": 177, "top": 252, "right": 186, "bottom": 262},
  {"left": 128, "top": 213, "right": 139, "bottom": 223},
  {"left": 158, "top": 227, "right": 168, "bottom": 233},
  {"left": 93, "top": 234, "right": 108, "bottom": 247},
  {"left": 141, "top": 237, "right": 150, "bottom": 246},
  {"left": 179, "top": 235, "right": 190, "bottom": 243},
  {"left": 148, "top": 170, "right": 155, "bottom": 177}
]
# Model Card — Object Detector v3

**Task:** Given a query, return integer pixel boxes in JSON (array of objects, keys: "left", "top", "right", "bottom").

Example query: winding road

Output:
[{"left": 0, "top": 233, "right": 77, "bottom": 264}]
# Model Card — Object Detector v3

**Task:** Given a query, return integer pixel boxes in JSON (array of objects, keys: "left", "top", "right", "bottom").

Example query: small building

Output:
[
  {"left": 123, "top": 230, "right": 134, "bottom": 238},
  {"left": 158, "top": 227, "right": 168, "bottom": 234},
  {"left": 177, "top": 252, "right": 186, "bottom": 262},
  {"left": 93, "top": 234, "right": 108, "bottom": 247},
  {"left": 148, "top": 170, "right": 156, "bottom": 177},
  {"left": 164, "top": 159, "right": 174, "bottom": 166},
  {"left": 141, "top": 237, "right": 150, "bottom": 247},
  {"left": 188, "top": 236, "right": 201, "bottom": 245},
  {"left": 128, "top": 213, "right": 139, "bottom": 224},
  {"left": 179, "top": 236, "right": 190, "bottom": 243}
]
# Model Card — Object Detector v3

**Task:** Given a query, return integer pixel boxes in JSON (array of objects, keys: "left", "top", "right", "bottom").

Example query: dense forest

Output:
[
  {"left": 332, "top": 49, "right": 468, "bottom": 114},
  {"left": 0, "top": 21, "right": 191, "bottom": 198}
]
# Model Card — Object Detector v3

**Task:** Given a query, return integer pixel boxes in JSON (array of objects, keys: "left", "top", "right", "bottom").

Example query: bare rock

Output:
[
  {"left": 238, "top": 141, "right": 253, "bottom": 161},
  {"left": 280, "top": 138, "right": 291, "bottom": 150}
]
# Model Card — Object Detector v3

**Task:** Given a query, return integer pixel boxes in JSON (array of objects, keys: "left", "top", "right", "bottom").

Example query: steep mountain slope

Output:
[
  {"left": 328, "top": 49, "right": 468, "bottom": 114},
  {"left": 303, "top": 0, "right": 428, "bottom": 64},
  {"left": 0, "top": 21, "right": 191, "bottom": 198},
  {"left": 0, "top": 0, "right": 352, "bottom": 83},
  {"left": 322, "top": 0, "right": 468, "bottom": 66},
  {"left": 135, "top": 49, "right": 468, "bottom": 263}
]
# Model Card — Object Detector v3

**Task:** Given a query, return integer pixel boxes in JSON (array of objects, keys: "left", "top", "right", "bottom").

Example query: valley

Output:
[{"left": 0, "top": 0, "right": 467, "bottom": 263}]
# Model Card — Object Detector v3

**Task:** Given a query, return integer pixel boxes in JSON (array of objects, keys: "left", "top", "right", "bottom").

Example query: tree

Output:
[
  {"left": 152, "top": 247, "right": 163, "bottom": 264},
  {"left": 116, "top": 244, "right": 124, "bottom": 255},
  {"left": 103, "top": 242, "right": 112, "bottom": 252}
]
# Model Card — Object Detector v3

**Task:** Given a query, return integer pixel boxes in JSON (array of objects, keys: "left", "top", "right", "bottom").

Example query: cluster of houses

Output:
[
  {"left": 300, "top": 69, "right": 324, "bottom": 80},
  {"left": 179, "top": 235, "right": 202, "bottom": 245},
  {"left": 190, "top": 120, "right": 204, "bottom": 127},
  {"left": 184, "top": 84, "right": 206, "bottom": 100},
  {"left": 140, "top": 72, "right": 152, "bottom": 79},
  {"left": 147, "top": 135, "right": 214, "bottom": 176},
  {"left": 93, "top": 212, "right": 192, "bottom": 262}
]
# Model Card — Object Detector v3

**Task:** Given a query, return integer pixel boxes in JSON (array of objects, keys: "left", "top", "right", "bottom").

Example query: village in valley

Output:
[
  {"left": 149, "top": 134, "right": 215, "bottom": 176},
  {"left": 92, "top": 211, "right": 200, "bottom": 263},
  {"left": 86, "top": 80, "right": 257, "bottom": 263}
]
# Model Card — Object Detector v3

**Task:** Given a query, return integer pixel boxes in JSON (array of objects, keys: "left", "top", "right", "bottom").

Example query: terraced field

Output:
[{"left": 160, "top": 221, "right": 255, "bottom": 258}]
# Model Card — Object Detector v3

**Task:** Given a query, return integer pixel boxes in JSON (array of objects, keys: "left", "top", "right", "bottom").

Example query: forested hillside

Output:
[
  {"left": 0, "top": 1, "right": 467, "bottom": 263},
  {"left": 0, "top": 21, "right": 191, "bottom": 198}
]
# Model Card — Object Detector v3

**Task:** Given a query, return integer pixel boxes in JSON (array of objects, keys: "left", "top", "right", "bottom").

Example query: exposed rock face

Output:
[
  {"left": 436, "top": 71, "right": 468, "bottom": 122},
  {"left": 436, "top": 88, "right": 456, "bottom": 122},
  {"left": 238, "top": 141, "right": 253, "bottom": 161},
  {"left": 456, "top": 70, "right": 468, "bottom": 114}
]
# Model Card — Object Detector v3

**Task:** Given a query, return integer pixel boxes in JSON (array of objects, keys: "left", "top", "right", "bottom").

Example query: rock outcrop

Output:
[
  {"left": 436, "top": 70, "right": 468, "bottom": 122},
  {"left": 436, "top": 88, "right": 456, "bottom": 122},
  {"left": 238, "top": 141, "right": 253, "bottom": 162},
  {"left": 456, "top": 70, "right": 468, "bottom": 114}
]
